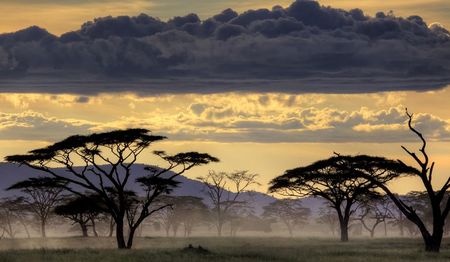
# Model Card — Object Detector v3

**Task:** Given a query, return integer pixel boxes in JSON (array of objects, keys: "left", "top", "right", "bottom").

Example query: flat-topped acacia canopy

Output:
[
  {"left": 269, "top": 154, "right": 419, "bottom": 195},
  {"left": 6, "top": 128, "right": 167, "bottom": 163}
]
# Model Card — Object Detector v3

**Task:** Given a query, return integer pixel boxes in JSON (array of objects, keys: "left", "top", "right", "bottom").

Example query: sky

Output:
[
  {"left": 1, "top": 88, "right": 450, "bottom": 194},
  {"left": 0, "top": 0, "right": 449, "bottom": 194},
  {"left": 0, "top": 0, "right": 449, "bottom": 35}
]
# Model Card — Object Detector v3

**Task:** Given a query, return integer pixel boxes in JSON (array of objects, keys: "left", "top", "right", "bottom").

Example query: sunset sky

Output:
[
  {"left": 0, "top": 0, "right": 449, "bottom": 194},
  {"left": 0, "top": 0, "right": 449, "bottom": 35}
]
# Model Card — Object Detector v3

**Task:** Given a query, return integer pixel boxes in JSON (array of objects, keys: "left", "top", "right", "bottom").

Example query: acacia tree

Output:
[
  {"left": 268, "top": 155, "right": 413, "bottom": 242},
  {"left": 228, "top": 202, "right": 254, "bottom": 237},
  {"left": 6, "top": 177, "right": 67, "bottom": 238},
  {"left": 55, "top": 195, "right": 104, "bottom": 237},
  {"left": 262, "top": 199, "right": 310, "bottom": 237},
  {"left": 174, "top": 196, "right": 209, "bottom": 237},
  {"left": 197, "top": 170, "right": 259, "bottom": 237},
  {"left": 154, "top": 196, "right": 178, "bottom": 237},
  {"left": 0, "top": 197, "right": 32, "bottom": 238},
  {"left": 5, "top": 129, "right": 218, "bottom": 249},
  {"left": 349, "top": 110, "right": 450, "bottom": 252}
]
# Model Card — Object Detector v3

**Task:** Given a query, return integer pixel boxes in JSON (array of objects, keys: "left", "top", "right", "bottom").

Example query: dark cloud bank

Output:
[{"left": 0, "top": 0, "right": 449, "bottom": 94}]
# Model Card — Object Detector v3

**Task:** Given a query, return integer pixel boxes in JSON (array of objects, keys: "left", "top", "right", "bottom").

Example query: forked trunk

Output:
[
  {"left": 91, "top": 218, "right": 98, "bottom": 237},
  {"left": 336, "top": 207, "right": 349, "bottom": 242},
  {"left": 126, "top": 227, "right": 137, "bottom": 249}
]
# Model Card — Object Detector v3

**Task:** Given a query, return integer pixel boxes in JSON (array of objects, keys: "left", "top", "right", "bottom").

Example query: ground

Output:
[{"left": 0, "top": 237, "right": 449, "bottom": 262}]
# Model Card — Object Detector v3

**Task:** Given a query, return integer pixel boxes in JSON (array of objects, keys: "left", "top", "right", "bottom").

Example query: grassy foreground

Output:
[{"left": 0, "top": 237, "right": 449, "bottom": 262}]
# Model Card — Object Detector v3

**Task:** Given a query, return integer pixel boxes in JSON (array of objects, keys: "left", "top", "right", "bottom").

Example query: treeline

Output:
[
  {"left": 2, "top": 110, "right": 450, "bottom": 253},
  {"left": 1, "top": 180, "right": 449, "bottom": 240}
]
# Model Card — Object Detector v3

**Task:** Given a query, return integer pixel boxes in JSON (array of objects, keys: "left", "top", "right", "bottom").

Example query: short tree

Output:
[
  {"left": 55, "top": 195, "right": 104, "bottom": 237},
  {"left": 5, "top": 129, "right": 218, "bottom": 248},
  {"left": 198, "top": 170, "right": 259, "bottom": 236},
  {"left": 262, "top": 199, "right": 310, "bottom": 237},
  {"left": 174, "top": 196, "right": 209, "bottom": 237},
  {"left": 0, "top": 197, "right": 31, "bottom": 238},
  {"left": 355, "top": 195, "right": 393, "bottom": 238},
  {"left": 317, "top": 206, "right": 339, "bottom": 236},
  {"left": 6, "top": 177, "right": 67, "bottom": 238}
]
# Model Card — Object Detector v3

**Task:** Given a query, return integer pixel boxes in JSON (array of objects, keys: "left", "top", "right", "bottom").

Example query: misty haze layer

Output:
[{"left": 0, "top": 0, "right": 449, "bottom": 93}]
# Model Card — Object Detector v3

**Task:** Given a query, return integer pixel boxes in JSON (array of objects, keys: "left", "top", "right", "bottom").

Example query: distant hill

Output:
[{"left": 0, "top": 162, "right": 325, "bottom": 215}]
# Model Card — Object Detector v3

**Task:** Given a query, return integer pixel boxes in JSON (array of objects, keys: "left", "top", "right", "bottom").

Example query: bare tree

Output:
[
  {"left": 351, "top": 110, "right": 450, "bottom": 252},
  {"left": 6, "top": 177, "right": 67, "bottom": 238},
  {"left": 197, "top": 170, "right": 259, "bottom": 236},
  {"left": 355, "top": 195, "right": 392, "bottom": 238}
]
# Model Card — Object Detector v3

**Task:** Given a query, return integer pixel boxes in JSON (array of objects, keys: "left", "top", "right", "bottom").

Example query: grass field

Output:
[{"left": 0, "top": 237, "right": 449, "bottom": 262}]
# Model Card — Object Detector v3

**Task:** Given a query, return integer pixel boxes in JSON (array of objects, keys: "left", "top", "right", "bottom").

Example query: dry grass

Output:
[{"left": 0, "top": 237, "right": 449, "bottom": 261}]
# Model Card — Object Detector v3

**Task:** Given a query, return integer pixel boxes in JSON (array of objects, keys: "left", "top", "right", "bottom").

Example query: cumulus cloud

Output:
[
  {"left": 0, "top": 111, "right": 95, "bottom": 140},
  {"left": 169, "top": 106, "right": 450, "bottom": 143},
  {"left": 0, "top": 0, "right": 449, "bottom": 94},
  {"left": 0, "top": 92, "right": 449, "bottom": 143}
]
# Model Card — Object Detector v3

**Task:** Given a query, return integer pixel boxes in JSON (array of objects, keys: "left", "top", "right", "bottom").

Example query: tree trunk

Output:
[
  {"left": 217, "top": 221, "right": 223, "bottom": 237},
  {"left": 165, "top": 226, "right": 170, "bottom": 237},
  {"left": 399, "top": 212, "right": 404, "bottom": 237},
  {"left": 126, "top": 227, "right": 137, "bottom": 249},
  {"left": 91, "top": 218, "right": 98, "bottom": 237},
  {"left": 108, "top": 218, "right": 115, "bottom": 237},
  {"left": 21, "top": 221, "right": 31, "bottom": 238},
  {"left": 339, "top": 222, "right": 349, "bottom": 242},
  {"left": 41, "top": 219, "right": 46, "bottom": 238},
  {"left": 80, "top": 223, "right": 89, "bottom": 237},
  {"left": 336, "top": 208, "right": 349, "bottom": 242},
  {"left": 424, "top": 235, "right": 442, "bottom": 252},
  {"left": 115, "top": 220, "right": 127, "bottom": 249}
]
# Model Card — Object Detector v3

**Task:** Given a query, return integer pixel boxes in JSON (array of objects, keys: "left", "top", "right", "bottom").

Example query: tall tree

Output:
[
  {"left": 197, "top": 170, "right": 259, "bottom": 237},
  {"left": 262, "top": 199, "right": 310, "bottom": 237},
  {"left": 6, "top": 177, "right": 67, "bottom": 238},
  {"left": 268, "top": 155, "right": 411, "bottom": 242},
  {"left": 5, "top": 129, "right": 218, "bottom": 248},
  {"left": 349, "top": 110, "right": 450, "bottom": 252}
]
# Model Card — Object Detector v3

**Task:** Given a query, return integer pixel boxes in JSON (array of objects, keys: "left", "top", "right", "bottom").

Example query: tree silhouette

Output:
[
  {"left": 6, "top": 177, "right": 67, "bottom": 238},
  {"left": 197, "top": 170, "right": 259, "bottom": 237},
  {"left": 5, "top": 129, "right": 218, "bottom": 249},
  {"left": 175, "top": 196, "right": 209, "bottom": 237},
  {"left": 268, "top": 155, "right": 413, "bottom": 241},
  {"left": 55, "top": 195, "right": 105, "bottom": 237},
  {"left": 354, "top": 195, "right": 393, "bottom": 238},
  {"left": 349, "top": 110, "right": 450, "bottom": 252},
  {"left": 0, "top": 197, "right": 32, "bottom": 238},
  {"left": 317, "top": 206, "right": 339, "bottom": 236},
  {"left": 262, "top": 199, "right": 310, "bottom": 237}
]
